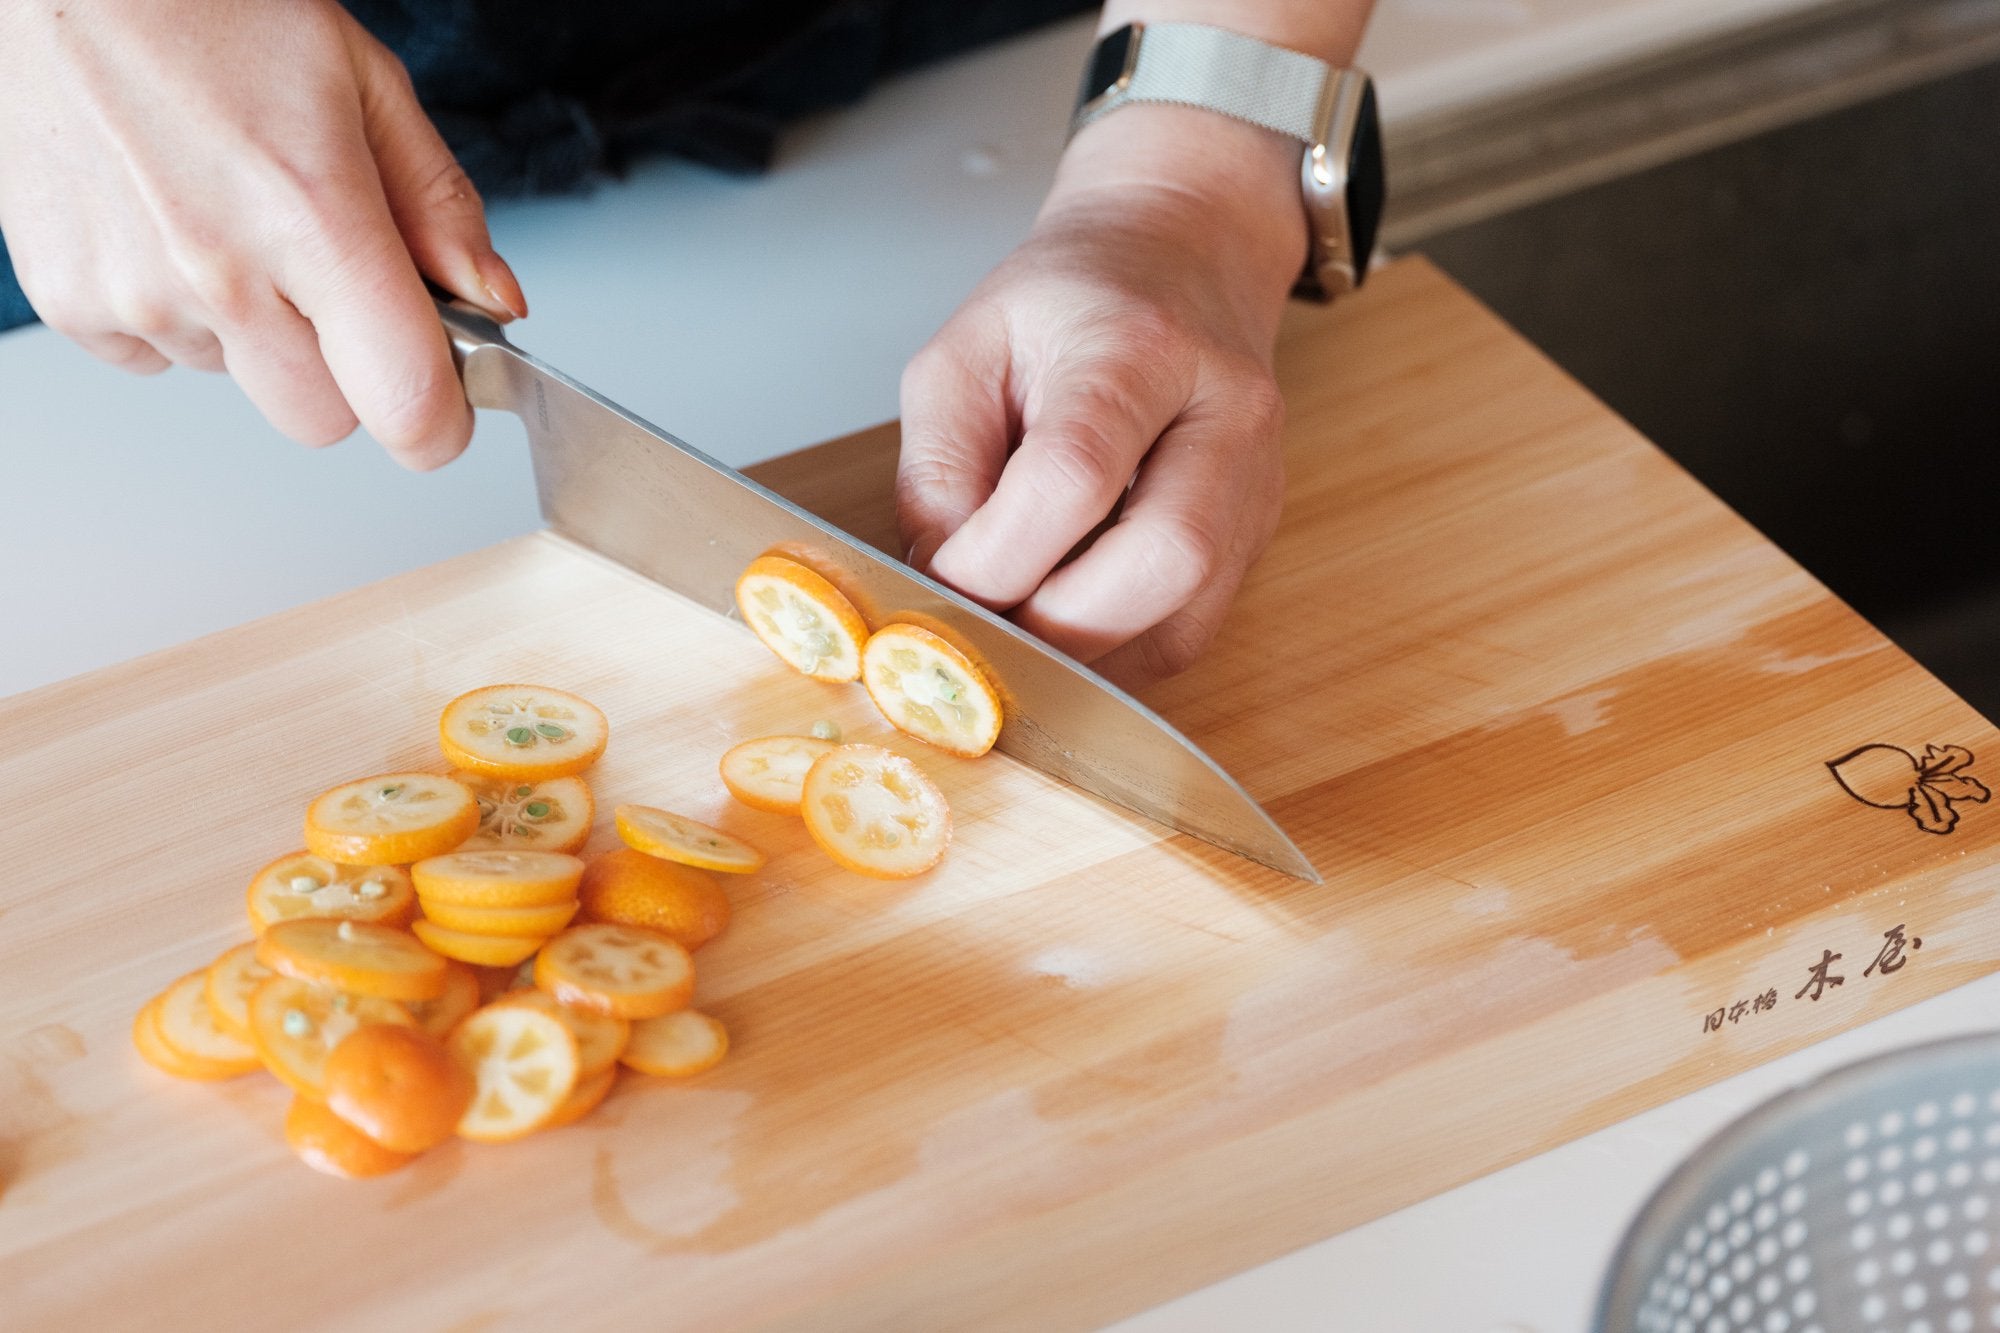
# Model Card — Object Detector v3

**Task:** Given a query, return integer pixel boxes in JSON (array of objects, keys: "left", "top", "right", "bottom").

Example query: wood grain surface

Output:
[{"left": 6, "top": 258, "right": 2000, "bottom": 1331}]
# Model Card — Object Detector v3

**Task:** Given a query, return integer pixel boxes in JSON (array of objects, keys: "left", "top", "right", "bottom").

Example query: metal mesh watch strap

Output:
[{"left": 1072, "top": 23, "right": 1332, "bottom": 142}]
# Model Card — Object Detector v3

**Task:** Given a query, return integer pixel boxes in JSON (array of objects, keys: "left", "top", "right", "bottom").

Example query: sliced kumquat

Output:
[
  {"left": 800, "top": 744, "right": 952, "bottom": 879},
  {"left": 249, "top": 976, "right": 416, "bottom": 1098},
  {"left": 257, "top": 918, "right": 449, "bottom": 1002},
  {"left": 449, "top": 1002, "right": 581, "bottom": 1143},
  {"left": 620, "top": 1010, "right": 729, "bottom": 1079},
  {"left": 473, "top": 960, "right": 538, "bottom": 1005},
  {"left": 150, "top": 971, "right": 262, "bottom": 1078},
  {"left": 324, "top": 1024, "right": 475, "bottom": 1153},
  {"left": 544, "top": 1065, "right": 618, "bottom": 1129},
  {"left": 492, "top": 988, "right": 629, "bottom": 1077},
  {"left": 439, "top": 684, "right": 608, "bottom": 782},
  {"left": 304, "top": 773, "right": 479, "bottom": 866},
  {"left": 204, "top": 942, "right": 275, "bottom": 1042},
  {"left": 614, "top": 804, "right": 765, "bottom": 874},
  {"left": 576, "top": 848, "right": 730, "bottom": 952},
  {"left": 246, "top": 852, "right": 415, "bottom": 934},
  {"left": 718, "top": 735, "right": 836, "bottom": 815},
  {"left": 410, "top": 849, "right": 585, "bottom": 909},
  {"left": 406, "top": 961, "right": 481, "bottom": 1039},
  {"left": 409, "top": 918, "right": 547, "bottom": 968},
  {"left": 419, "top": 897, "right": 579, "bottom": 938},
  {"left": 535, "top": 923, "right": 694, "bottom": 1020},
  {"left": 285, "top": 1095, "right": 418, "bottom": 1179},
  {"left": 456, "top": 772, "right": 593, "bottom": 853},
  {"left": 734, "top": 555, "right": 867, "bottom": 682},
  {"left": 860, "top": 624, "right": 1002, "bottom": 758}
]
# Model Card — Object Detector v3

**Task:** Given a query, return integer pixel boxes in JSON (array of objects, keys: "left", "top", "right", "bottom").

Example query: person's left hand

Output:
[{"left": 896, "top": 108, "right": 1305, "bottom": 690}]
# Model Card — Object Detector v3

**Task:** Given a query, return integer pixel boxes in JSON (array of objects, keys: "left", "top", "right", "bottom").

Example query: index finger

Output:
[{"left": 281, "top": 194, "right": 471, "bottom": 471}]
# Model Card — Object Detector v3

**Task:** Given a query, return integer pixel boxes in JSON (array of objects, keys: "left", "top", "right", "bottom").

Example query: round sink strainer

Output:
[{"left": 1595, "top": 1033, "right": 2000, "bottom": 1333}]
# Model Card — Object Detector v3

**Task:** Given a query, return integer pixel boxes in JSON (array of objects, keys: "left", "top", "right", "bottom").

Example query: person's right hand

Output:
[{"left": 0, "top": 0, "right": 525, "bottom": 468}]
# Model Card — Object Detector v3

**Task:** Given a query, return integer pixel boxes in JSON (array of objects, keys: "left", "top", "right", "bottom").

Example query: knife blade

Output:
[{"left": 440, "top": 302, "right": 1317, "bottom": 881}]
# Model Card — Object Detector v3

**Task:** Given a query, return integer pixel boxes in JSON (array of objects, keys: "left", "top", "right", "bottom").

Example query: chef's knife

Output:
[{"left": 439, "top": 302, "right": 1317, "bottom": 882}]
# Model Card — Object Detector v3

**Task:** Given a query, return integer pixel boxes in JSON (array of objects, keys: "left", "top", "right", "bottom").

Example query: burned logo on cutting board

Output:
[{"left": 1826, "top": 743, "right": 1989, "bottom": 835}]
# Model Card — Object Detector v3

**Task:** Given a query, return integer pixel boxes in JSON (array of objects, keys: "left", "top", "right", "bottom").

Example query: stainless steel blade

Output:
[{"left": 441, "top": 303, "right": 1317, "bottom": 881}]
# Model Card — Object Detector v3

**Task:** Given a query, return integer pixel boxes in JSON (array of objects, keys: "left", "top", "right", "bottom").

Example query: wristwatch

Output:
[{"left": 1071, "top": 22, "right": 1384, "bottom": 300}]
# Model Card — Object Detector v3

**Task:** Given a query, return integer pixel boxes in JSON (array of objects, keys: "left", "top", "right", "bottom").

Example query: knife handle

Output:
[{"left": 435, "top": 297, "right": 522, "bottom": 414}]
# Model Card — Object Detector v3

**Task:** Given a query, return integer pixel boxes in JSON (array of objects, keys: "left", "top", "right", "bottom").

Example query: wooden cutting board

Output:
[{"left": 6, "top": 257, "right": 2000, "bottom": 1331}]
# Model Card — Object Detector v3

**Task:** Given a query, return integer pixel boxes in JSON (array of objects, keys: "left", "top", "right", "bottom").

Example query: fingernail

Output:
[{"left": 475, "top": 251, "right": 528, "bottom": 322}]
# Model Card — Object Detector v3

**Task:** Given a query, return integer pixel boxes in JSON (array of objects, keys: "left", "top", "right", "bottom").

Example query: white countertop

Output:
[{"left": 8, "top": 7, "right": 1994, "bottom": 1330}]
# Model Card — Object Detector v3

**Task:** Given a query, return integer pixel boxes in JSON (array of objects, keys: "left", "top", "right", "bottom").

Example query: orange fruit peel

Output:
[
  {"left": 285, "top": 1095, "right": 418, "bottom": 1179},
  {"left": 419, "top": 897, "right": 579, "bottom": 938},
  {"left": 257, "top": 918, "right": 449, "bottom": 1002},
  {"left": 800, "top": 744, "right": 952, "bottom": 878},
  {"left": 861, "top": 624, "right": 1001, "bottom": 758},
  {"left": 734, "top": 555, "right": 867, "bottom": 682},
  {"left": 614, "top": 804, "right": 765, "bottom": 874},
  {"left": 534, "top": 923, "right": 695, "bottom": 1020},
  {"left": 324, "top": 1023, "right": 474, "bottom": 1153},
  {"left": 246, "top": 852, "right": 415, "bottom": 934},
  {"left": 439, "top": 684, "right": 608, "bottom": 782},
  {"left": 410, "top": 849, "right": 585, "bottom": 909},
  {"left": 575, "top": 847, "right": 731, "bottom": 951},
  {"left": 409, "top": 918, "right": 547, "bottom": 967},
  {"left": 456, "top": 772, "right": 593, "bottom": 854},
  {"left": 304, "top": 773, "right": 479, "bottom": 866},
  {"left": 449, "top": 1003, "right": 581, "bottom": 1142},
  {"left": 621, "top": 1010, "right": 729, "bottom": 1079},
  {"left": 718, "top": 735, "right": 836, "bottom": 815},
  {"left": 248, "top": 975, "right": 416, "bottom": 1097}
]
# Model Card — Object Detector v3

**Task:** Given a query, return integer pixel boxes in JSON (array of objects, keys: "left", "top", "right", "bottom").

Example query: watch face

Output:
[
  {"left": 1079, "top": 24, "right": 1139, "bottom": 108},
  {"left": 1346, "top": 80, "right": 1385, "bottom": 281}
]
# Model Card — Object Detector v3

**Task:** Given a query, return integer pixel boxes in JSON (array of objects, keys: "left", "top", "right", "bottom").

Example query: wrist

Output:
[{"left": 1045, "top": 104, "right": 1308, "bottom": 315}]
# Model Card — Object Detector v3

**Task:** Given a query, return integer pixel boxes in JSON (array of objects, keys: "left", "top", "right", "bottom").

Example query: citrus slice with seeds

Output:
[
  {"left": 246, "top": 852, "right": 415, "bottom": 934},
  {"left": 621, "top": 1010, "right": 729, "bottom": 1078},
  {"left": 734, "top": 555, "right": 867, "bottom": 682},
  {"left": 613, "top": 804, "right": 766, "bottom": 874},
  {"left": 409, "top": 919, "right": 548, "bottom": 967},
  {"left": 439, "top": 684, "right": 608, "bottom": 782},
  {"left": 285, "top": 1095, "right": 417, "bottom": 1178},
  {"left": 419, "top": 897, "right": 579, "bottom": 938},
  {"left": 133, "top": 997, "right": 206, "bottom": 1079},
  {"left": 544, "top": 1065, "right": 618, "bottom": 1129},
  {"left": 534, "top": 923, "right": 694, "bottom": 1019},
  {"left": 492, "top": 988, "right": 629, "bottom": 1077},
  {"left": 861, "top": 624, "right": 1002, "bottom": 758},
  {"left": 410, "top": 849, "right": 586, "bottom": 909},
  {"left": 800, "top": 743, "right": 952, "bottom": 878},
  {"left": 576, "top": 848, "right": 730, "bottom": 951},
  {"left": 455, "top": 772, "right": 593, "bottom": 853},
  {"left": 718, "top": 735, "right": 837, "bottom": 815},
  {"left": 205, "top": 941, "right": 275, "bottom": 1041},
  {"left": 304, "top": 773, "right": 479, "bottom": 866},
  {"left": 449, "top": 1002, "right": 581, "bottom": 1142},
  {"left": 257, "top": 918, "right": 449, "bottom": 1001},
  {"left": 324, "top": 1024, "right": 474, "bottom": 1153},
  {"left": 406, "top": 961, "right": 481, "bottom": 1039},
  {"left": 249, "top": 976, "right": 415, "bottom": 1097}
]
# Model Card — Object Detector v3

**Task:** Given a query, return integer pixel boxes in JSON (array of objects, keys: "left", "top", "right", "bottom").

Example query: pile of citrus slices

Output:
[
  {"left": 138, "top": 554, "right": 1001, "bottom": 1180},
  {"left": 134, "top": 684, "right": 739, "bottom": 1179},
  {"left": 735, "top": 553, "right": 1011, "bottom": 877}
]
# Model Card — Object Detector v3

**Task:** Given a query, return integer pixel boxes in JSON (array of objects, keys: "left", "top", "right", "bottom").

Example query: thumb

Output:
[
  {"left": 353, "top": 43, "right": 525, "bottom": 322},
  {"left": 896, "top": 318, "right": 1010, "bottom": 574}
]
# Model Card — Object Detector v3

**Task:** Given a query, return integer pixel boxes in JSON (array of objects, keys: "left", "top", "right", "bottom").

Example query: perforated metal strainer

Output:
[{"left": 1596, "top": 1033, "right": 2000, "bottom": 1333}]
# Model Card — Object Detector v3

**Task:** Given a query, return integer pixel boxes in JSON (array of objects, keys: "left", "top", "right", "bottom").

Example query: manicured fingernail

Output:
[{"left": 475, "top": 251, "right": 528, "bottom": 321}]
